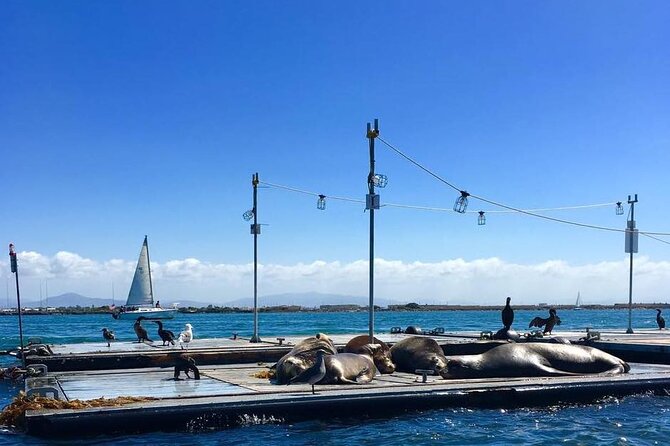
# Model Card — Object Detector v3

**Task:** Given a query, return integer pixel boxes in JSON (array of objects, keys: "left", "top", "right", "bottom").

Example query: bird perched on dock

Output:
[
  {"left": 133, "top": 316, "right": 152, "bottom": 343},
  {"left": 529, "top": 308, "right": 561, "bottom": 334},
  {"left": 154, "top": 321, "right": 176, "bottom": 346},
  {"left": 174, "top": 355, "right": 200, "bottom": 380},
  {"left": 502, "top": 297, "right": 514, "bottom": 330},
  {"left": 288, "top": 349, "right": 327, "bottom": 394},
  {"left": 178, "top": 323, "right": 193, "bottom": 350},
  {"left": 101, "top": 328, "right": 116, "bottom": 347},
  {"left": 657, "top": 309, "right": 666, "bottom": 330}
]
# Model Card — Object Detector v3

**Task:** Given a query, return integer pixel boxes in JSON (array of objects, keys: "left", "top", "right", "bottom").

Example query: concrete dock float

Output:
[
  {"left": 23, "top": 361, "right": 670, "bottom": 437},
  {"left": 23, "top": 329, "right": 670, "bottom": 372}
]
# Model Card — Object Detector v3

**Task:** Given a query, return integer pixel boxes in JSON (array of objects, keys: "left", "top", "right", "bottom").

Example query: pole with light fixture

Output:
[
  {"left": 243, "top": 173, "right": 262, "bottom": 343},
  {"left": 625, "top": 194, "right": 638, "bottom": 334},
  {"left": 8, "top": 243, "right": 26, "bottom": 367}
]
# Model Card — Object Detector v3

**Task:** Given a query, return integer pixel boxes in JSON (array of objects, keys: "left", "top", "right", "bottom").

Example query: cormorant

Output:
[
  {"left": 502, "top": 297, "right": 514, "bottom": 330},
  {"left": 529, "top": 308, "right": 561, "bottom": 334},
  {"left": 154, "top": 320, "right": 176, "bottom": 346},
  {"left": 657, "top": 309, "right": 666, "bottom": 330},
  {"left": 133, "top": 316, "right": 152, "bottom": 343}
]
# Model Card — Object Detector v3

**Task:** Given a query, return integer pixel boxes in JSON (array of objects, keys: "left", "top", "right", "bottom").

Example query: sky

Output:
[{"left": 1, "top": 1, "right": 669, "bottom": 306}]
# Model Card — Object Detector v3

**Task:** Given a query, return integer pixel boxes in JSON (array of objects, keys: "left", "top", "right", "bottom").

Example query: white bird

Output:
[{"left": 178, "top": 323, "right": 193, "bottom": 350}]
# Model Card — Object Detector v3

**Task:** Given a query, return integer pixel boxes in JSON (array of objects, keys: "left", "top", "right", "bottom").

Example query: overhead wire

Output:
[{"left": 376, "top": 136, "right": 670, "bottom": 237}]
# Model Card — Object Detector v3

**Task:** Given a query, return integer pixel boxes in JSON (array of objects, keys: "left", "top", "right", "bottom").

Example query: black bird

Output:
[
  {"left": 154, "top": 320, "right": 176, "bottom": 346},
  {"left": 174, "top": 355, "right": 200, "bottom": 380},
  {"left": 657, "top": 309, "right": 666, "bottom": 330},
  {"left": 529, "top": 308, "right": 562, "bottom": 334},
  {"left": 101, "top": 328, "right": 115, "bottom": 347},
  {"left": 289, "top": 350, "right": 327, "bottom": 394},
  {"left": 502, "top": 297, "right": 514, "bottom": 330},
  {"left": 133, "top": 316, "right": 152, "bottom": 343}
]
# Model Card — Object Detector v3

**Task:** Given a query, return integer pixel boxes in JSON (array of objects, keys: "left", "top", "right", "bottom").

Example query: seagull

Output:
[
  {"left": 154, "top": 321, "right": 176, "bottom": 346},
  {"left": 657, "top": 309, "right": 666, "bottom": 330},
  {"left": 501, "top": 296, "right": 514, "bottom": 330},
  {"left": 101, "top": 328, "right": 116, "bottom": 347},
  {"left": 133, "top": 316, "right": 152, "bottom": 343},
  {"left": 529, "top": 308, "right": 562, "bottom": 334},
  {"left": 289, "top": 350, "right": 327, "bottom": 394},
  {"left": 178, "top": 323, "right": 193, "bottom": 350}
]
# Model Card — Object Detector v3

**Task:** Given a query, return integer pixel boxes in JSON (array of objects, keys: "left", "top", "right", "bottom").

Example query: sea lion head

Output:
[
  {"left": 429, "top": 354, "right": 448, "bottom": 377},
  {"left": 358, "top": 343, "right": 396, "bottom": 374}
]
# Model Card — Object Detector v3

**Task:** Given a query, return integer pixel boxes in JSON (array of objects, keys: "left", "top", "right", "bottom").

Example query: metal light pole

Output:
[
  {"left": 250, "top": 173, "right": 262, "bottom": 343},
  {"left": 625, "top": 194, "right": 638, "bottom": 334},
  {"left": 9, "top": 243, "right": 26, "bottom": 367},
  {"left": 366, "top": 119, "right": 380, "bottom": 344}
]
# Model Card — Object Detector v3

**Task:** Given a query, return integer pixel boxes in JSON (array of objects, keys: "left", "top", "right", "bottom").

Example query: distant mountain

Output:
[
  {"left": 222, "top": 292, "right": 400, "bottom": 308},
  {"left": 15, "top": 291, "right": 399, "bottom": 309},
  {"left": 22, "top": 293, "right": 113, "bottom": 308}
]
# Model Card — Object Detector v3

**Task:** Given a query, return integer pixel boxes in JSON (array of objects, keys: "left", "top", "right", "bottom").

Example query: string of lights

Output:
[
  {"left": 377, "top": 136, "right": 670, "bottom": 237},
  {"left": 259, "top": 179, "right": 641, "bottom": 234}
]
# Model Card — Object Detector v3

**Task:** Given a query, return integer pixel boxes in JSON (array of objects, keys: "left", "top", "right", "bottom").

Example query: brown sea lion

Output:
[
  {"left": 319, "top": 353, "right": 377, "bottom": 384},
  {"left": 344, "top": 335, "right": 395, "bottom": 374},
  {"left": 389, "top": 336, "right": 448, "bottom": 377},
  {"left": 443, "top": 343, "right": 630, "bottom": 379},
  {"left": 273, "top": 333, "right": 337, "bottom": 384}
]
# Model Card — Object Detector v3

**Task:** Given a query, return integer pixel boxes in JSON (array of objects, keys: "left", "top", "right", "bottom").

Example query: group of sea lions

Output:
[{"left": 272, "top": 329, "right": 629, "bottom": 390}]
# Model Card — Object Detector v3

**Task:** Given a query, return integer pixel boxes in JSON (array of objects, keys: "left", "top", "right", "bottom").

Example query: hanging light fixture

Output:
[
  {"left": 453, "top": 190, "right": 469, "bottom": 213},
  {"left": 478, "top": 211, "right": 486, "bottom": 225},
  {"left": 243, "top": 209, "right": 255, "bottom": 221},
  {"left": 317, "top": 194, "right": 326, "bottom": 210},
  {"left": 616, "top": 201, "right": 624, "bottom": 215},
  {"left": 372, "top": 173, "right": 388, "bottom": 188}
]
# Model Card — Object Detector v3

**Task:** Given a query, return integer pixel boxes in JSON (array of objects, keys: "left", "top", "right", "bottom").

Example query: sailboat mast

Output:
[{"left": 144, "top": 235, "right": 154, "bottom": 304}]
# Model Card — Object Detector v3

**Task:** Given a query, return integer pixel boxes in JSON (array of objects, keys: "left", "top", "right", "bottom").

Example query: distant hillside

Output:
[
  {"left": 222, "top": 292, "right": 400, "bottom": 308},
  {"left": 22, "top": 293, "right": 113, "bottom": 308},
  {"left": 14, "top": 291, "right": 399, "bottom": 309}
]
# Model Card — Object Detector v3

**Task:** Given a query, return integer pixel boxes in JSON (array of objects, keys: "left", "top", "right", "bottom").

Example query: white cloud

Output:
[{"left": 0, "top": 251, "right": 668, "bottom": 305}]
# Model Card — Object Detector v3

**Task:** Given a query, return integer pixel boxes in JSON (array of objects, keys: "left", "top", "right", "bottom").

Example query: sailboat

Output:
[
  {"left": 574, "top": 291, "right": 583, "bottom": 310},
  {"left": 111, "top": 236, "right": 177, "bottom": 320}
]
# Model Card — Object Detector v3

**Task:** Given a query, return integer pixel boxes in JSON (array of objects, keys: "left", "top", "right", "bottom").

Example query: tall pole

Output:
[
  {"left": 367, "top": 119, "right": 379, "bottom": 343},
  {"left": 9, "top": 244, "right": 26, "bottom": 367},
  {"left": 250, "top": 172, "right": 261, "bottom": 343},
  {"left": 626, "top": 194, "right": 638, "bottom": 334}
]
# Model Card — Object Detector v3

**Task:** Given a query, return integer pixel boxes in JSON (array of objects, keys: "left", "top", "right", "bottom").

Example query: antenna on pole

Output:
[{"left": 625, "top": 194, "right": 638, "bottom": 334}]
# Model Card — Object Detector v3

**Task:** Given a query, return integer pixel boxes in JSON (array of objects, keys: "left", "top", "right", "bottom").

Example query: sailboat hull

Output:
[{"left": 112, "top": 307, "right": 177, "bottom": 320}]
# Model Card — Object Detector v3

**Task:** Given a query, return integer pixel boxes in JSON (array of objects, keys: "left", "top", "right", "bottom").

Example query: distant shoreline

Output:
[{"left": 1, "top": 302, "right": 668, "bottom": 316}]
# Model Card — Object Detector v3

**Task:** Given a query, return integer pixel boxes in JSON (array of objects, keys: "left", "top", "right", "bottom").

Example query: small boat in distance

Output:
[
  {"left": 574, "top": 291, "right": 583, "bottom": 310},
  {"left": 112, "top": 236, "right": 177, "bottom": 320}
]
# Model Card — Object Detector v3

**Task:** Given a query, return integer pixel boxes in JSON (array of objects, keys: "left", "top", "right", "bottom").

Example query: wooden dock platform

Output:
[
  {"left": 24, "top": 329, "right": 670, "bottom": 372},
  {"left": 23, "top": 361, "right": 670, "bottom": 437}
]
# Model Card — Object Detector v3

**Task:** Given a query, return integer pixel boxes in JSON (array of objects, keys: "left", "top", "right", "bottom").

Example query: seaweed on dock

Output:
[{"left": 0, "top": 392, "right": 156, "bottom": 429}]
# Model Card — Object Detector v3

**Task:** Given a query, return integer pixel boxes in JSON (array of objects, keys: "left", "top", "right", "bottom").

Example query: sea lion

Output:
[
  {"left": 389, "top": 336, "right": 448, "bottom": 377},
  {"left": 274, "top": 333, "right": 337, "bottom": 384},
  {"left": 344, "top": 335, "right": 395, "bottom": 373},
  {"left": 320, "top": 352, "right": 377, "bottom": 384},
  {"left": 442, "top": 343, "right": 630, "bottom": 379},
  {"left": 492, "top": 327, "right": 520, "bottom": 341}
]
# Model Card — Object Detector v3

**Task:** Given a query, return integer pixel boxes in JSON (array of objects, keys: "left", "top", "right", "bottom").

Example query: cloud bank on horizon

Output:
[{"left": 1, "top": 251, "right": 668, "bottom": 305}]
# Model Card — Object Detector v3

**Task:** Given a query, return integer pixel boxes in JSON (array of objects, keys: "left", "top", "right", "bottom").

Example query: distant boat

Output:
[
  {"left": 111, "top": 236, "right": 177, "bottom": 320},
  {"left": 574, "top": 292, "right": 583, "bottom": 310}
]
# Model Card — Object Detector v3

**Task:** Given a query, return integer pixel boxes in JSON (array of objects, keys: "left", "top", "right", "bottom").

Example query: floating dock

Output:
[
  {"left": 23, "top": 329, "right": 670, "bottom": 372},
  {"left": 23, "top": 361, "right": 670, "bottom": 437}
]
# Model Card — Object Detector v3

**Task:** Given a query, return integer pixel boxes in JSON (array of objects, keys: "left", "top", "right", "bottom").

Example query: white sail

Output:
[{"left": 126, "top": 236, "right": 154, "bottom": 307}]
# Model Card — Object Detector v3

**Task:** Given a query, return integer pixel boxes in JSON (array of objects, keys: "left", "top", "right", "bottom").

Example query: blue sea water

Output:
[{"left": 0, "top": 308, "right": 668, "bottom": 445}]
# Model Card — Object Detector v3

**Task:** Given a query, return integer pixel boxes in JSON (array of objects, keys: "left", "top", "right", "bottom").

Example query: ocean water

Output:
[{"left": 0, "top": 309, "right": 668, "bottom": 444}]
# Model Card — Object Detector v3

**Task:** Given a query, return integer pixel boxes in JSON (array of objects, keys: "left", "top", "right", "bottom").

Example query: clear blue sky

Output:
[{"left": 1, "top": 1, "right": 669, "bottom": 303}]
